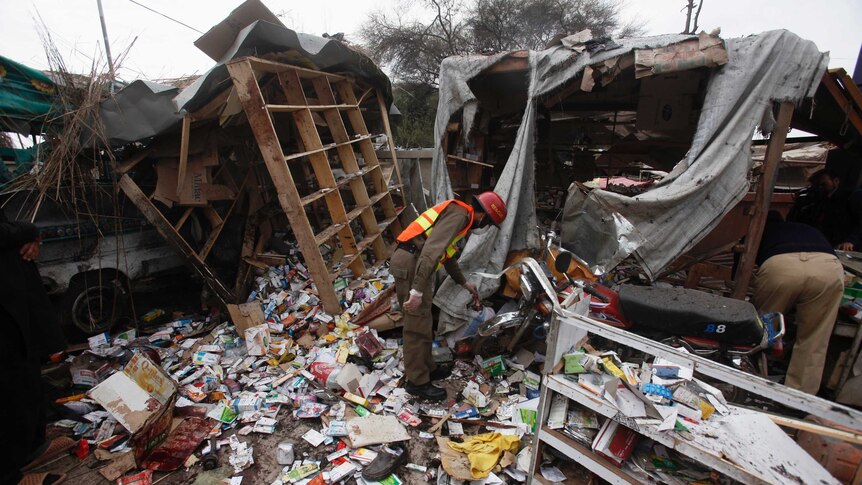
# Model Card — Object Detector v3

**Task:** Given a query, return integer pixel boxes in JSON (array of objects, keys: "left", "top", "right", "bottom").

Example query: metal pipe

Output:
[{"left": 96, "top": 0, "right": 115, "bottom": 84}]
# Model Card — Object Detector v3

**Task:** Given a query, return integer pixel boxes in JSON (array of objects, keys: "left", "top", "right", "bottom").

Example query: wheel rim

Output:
[{"left": 72, "top": 284, "right": 122, "bottom": 334}]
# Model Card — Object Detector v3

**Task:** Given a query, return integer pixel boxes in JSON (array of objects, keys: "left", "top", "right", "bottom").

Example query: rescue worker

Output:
[
  {"left": 391, "top": 192, "right": 507, "bottom": 401},
  {"left": 754, "top": 212, "right": 844, "bottom": 394}
]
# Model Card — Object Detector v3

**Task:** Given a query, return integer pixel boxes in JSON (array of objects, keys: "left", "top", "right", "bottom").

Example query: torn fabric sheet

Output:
[
  {"left": 561, "top": 30, "right": 827, "bottom": 278},
  {"left": 429, "top": 29, "right": 827, "bottom": 333},
  {"left": 431, "top": 53, "right": 509, "bottom": 204},
  {"left": 433, "top": 53, "right": 539, "bottom": 335}
]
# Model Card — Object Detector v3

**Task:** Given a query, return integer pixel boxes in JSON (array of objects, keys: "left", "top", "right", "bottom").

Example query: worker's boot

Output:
[
  {"left": 430, "top": 365, "right": 452, "bottom": 381},
  {"left": 405, "top": 381, "right": 447, "bottom": 401}
]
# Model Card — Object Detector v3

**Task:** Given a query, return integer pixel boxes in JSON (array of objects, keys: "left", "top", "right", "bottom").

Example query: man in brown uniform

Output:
[
  {"left": 391, "top": 192, "right": 507, "bottom": 400},
  {"left": 754, "top": 212, "right": 844, "bottom": 394}
]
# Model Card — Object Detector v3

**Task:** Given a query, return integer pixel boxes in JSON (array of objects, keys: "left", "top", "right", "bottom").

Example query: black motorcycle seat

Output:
[{"left": 618, "top": 284, "right": 763, "bottom": 345}]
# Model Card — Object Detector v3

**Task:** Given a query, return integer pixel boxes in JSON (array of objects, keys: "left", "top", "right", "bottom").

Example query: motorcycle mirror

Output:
[{"left": 554, "top": 250, "right": 573, "bottom": 273}]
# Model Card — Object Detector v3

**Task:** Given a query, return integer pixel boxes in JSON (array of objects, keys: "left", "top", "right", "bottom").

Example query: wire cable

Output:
[{"left": 126, "top": 0, "right": 204, "bottom": 34}]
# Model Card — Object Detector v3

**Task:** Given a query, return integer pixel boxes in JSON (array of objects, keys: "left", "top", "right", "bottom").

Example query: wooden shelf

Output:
[
  {"left": 538, "top": 426, "right": 639, "bottom": 485},
  {"left": 247, "top": 57, "right": 346, "bottom": 80},
  {"left": 284, "top": 135, "right": 374, "bottom": 162},
  {"left": 327, "top": 209, "right": 403, "bottom": 277},
  {"left": 300, "top": 166, "right": 379, "bottom": 207},
  {"left": 267, "top": 104, "right": 358, "bottom": 113},
  {"left": 314, "top": 223, "right": 345, "bottom": 246}
]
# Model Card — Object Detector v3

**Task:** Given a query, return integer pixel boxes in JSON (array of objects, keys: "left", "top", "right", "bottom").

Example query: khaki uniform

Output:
[
  {"left": 754, "top": 252, "right": 844, "bottom": 394},
  {"left": 391, "top": 205, "right": 470, "bottom": 385}
]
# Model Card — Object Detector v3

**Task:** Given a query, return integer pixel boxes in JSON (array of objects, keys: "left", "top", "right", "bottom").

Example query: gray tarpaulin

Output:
[
  {"left": 99, "top": 21, "right": 391, "bottom": 146},
  {"left": 430, "top": 30, "right": 827, "bottom": 334},
  {"left": 563, "top": 30, "right": 827, "bottom": 279}
]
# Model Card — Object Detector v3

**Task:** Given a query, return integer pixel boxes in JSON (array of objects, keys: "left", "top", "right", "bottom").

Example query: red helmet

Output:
[{"left": 474, "top": 191, "right": 507, "bottom": 226}]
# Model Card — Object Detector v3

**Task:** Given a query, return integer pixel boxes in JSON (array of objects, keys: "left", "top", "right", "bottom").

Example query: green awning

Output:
[{"left": 0, "top": 55, "right": 57, "bottom": 123}]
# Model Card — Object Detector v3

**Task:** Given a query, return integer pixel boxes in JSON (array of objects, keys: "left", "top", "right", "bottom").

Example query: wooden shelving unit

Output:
[{"left": 227, "top": 57, "right": 403, "bottom": 313}]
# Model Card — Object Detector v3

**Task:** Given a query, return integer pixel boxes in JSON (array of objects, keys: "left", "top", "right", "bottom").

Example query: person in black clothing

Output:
[
  {"left": 1, "top": 208, "right": 67, "bottom": 484},
  {"left": 753, "top": 212, "right": 844, "bottom": 394},
  {"left": 788, "top": 167, "right": 862, "bottom": 251}
]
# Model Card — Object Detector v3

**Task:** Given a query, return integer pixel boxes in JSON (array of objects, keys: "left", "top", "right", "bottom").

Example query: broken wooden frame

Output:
[{"left": 118, "top": 57, "right": 405, "bottom": 313}]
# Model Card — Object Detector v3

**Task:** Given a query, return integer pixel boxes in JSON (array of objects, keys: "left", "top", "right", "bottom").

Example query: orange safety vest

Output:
[{"left": 397, "top": 199, "right": 474, "bottom": 268}]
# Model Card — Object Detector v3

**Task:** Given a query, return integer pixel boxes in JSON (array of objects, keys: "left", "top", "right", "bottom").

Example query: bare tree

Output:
[
  {"left": 361, "top": 0, "right": 640, "bottom": 86},
  {"left": 681, "top": 0, "right": 704, "bottom": 34}
]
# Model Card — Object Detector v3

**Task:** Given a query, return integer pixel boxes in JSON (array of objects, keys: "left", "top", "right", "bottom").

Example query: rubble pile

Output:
[
  {"left": 39, "top": 252, "right": 847, "bottom": 484},
  {"left": 47, "top": 257, "right": 546, "bottom": 484}
]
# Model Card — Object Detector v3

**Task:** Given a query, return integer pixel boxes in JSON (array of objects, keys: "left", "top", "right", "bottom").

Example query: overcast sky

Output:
[{"left": 1, "top": 0, "right": 860, "bottom": 81}]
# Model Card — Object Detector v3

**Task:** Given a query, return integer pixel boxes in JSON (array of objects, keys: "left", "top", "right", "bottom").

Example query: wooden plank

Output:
[
  {"left": 116, "top": 148, "right": 153, "bottom": 174},
  {"left": 199, "top": 177, "right": 247, "bottom": 260},
  {"left": 174, "top": 207, "right": 194, "bottom": 231},
  {"left": 768, "top": 414, "right": 862, "bottom": 445},
  {"left": 315, "top": 223, "right": 345, "bottom": 246},
  {"left": 176, "top": 113, "right": 191, "bottom": 197},
  {"left": 296, "top": 161, "right": 379, "bottom": 207},
  {"left": 376, "top": 89, "right": 405, "bottom": 195},
  {"left": 227, "top": 59, "right": 342, "bottom": 314},
  {"left": 284, "top": 135, "right": 373, "bottom": 162},
  {"left": 278, "top": 69, "right": 364, "bottom": 275},
  {"left": 732, "top": 102, "right": 794, "bottom": 299},
  {"left": 447, "top": 153, "right": 494, "bottom": 168},
  {"left": 247, "top": 57, "right": 346, "bottom": 81},
  {"left": 118, "top": 174, "right": 235, "bottom": 303},
  {"left": 266, "top": 104, "right": 358, "bottom": 113},
  {"left": 836, "top": 70, "right": 862, "bottom": 112},
  {"left": 821, "top": 72, "right": 862, "bottom": 138},
  {"left": 189, "top": 86, "right": 233, "bottom": 121}
]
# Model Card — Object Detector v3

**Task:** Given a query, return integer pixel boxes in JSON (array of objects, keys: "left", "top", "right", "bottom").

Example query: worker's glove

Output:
[
  {"left": 404, "top": 289, "right": 423, "bottom": 312},
  {"left": 838, "top": 242, "right": 855, "bottom": 252},
  {"left": 463, "top": 282, "right": 481, "bottom": 309}
]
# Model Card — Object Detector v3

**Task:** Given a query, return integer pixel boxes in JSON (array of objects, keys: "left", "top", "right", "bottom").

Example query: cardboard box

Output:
[
  {"left": 227, "top": 302, "right": 265, "bottom": 335},
  {"left": 591, "top": 419, "right": 638, "bottom": 467},
  {"left": 88, "top": 353, "right": 178, "bottom": 465}
]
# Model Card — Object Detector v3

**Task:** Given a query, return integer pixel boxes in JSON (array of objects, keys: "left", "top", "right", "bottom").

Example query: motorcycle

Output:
[{"left": 477, "top": 234, "right": 786, "bottom": 392}]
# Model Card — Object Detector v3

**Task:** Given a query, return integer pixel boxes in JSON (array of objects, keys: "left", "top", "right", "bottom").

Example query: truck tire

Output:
[{"left": 61, "top": 270, "right": 128, "bottom": 336}]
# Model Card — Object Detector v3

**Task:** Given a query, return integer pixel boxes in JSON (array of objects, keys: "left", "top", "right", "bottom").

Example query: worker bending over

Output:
[{"left": 391, "top": 192, "right": 507, "bottom": 401}]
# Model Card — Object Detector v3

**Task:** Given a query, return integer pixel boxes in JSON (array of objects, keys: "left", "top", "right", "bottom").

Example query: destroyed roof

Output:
[
  {"left": 429, "top": 30, "right": 829, "bottom": 334},
  {"left": 100, "top": 21, "right": 392, "bottom": 146}
]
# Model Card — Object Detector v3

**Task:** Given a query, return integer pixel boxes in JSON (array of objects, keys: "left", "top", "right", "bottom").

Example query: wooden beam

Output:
[
  {"left": 821, "top": 72, "right": 862, "bottom": 138},
  {"left": 116, "top": 148, "right": 153, "bottom": 175},
  {"left": 247, "top": 57, "right": 346, "bottom": 81},
  {"left": 199, "top": 176, "right": 247, "bottom": 260},
  {"left": 118, "top": 174, "right": 235, "bottom": 303},
  {"left": 732, "top": 102, "right": 794, "bottom": 299},
  {"left": 176, "top": 113, "right": 191, "bottom": 197},
  {"left": 266, "top": 104, "right": 358, "bottom": 112},
  {"left": 174, "top": 207, "right": 194, "bottom": 231},
  {"left": 447, "top": 154, "right": 495, "bottom": 168},
  {"left": 189, "top": 86, "right": 233, "bottom": 121},
  {"left": 768, "top": 414, "right": 862, "bottom": 445},
  {"left": 376, "top": 89, "right": 405, "bottom": 192},
  {"left": 227, "top": 59, "right": 342, "bottom": 314}
]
